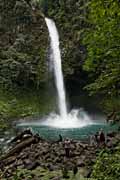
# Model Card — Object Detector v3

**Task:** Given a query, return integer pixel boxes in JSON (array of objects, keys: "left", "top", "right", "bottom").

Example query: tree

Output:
[{"left": 82, "top": 0, "right": 120, "bottom": 104}]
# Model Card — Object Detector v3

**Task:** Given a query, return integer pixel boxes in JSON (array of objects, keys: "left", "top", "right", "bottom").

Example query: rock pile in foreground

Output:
[{"left": 0, "top": 130, "right": 120, "bottom": 179}]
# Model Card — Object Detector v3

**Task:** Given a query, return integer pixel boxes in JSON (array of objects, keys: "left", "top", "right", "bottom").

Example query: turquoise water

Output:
[
  {"left": 18, "top": 123, "right": 118, "bottom": 141},
  {"left": 0, "top": 122, "right": 118, "bottom": 154}
]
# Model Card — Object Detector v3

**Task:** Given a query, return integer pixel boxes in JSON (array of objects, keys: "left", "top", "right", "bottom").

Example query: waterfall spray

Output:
[{"left": 18, "top": 18, "right": 93, "bottom": 128}]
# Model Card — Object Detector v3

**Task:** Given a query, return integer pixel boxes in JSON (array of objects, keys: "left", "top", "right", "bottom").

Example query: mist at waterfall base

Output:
[{"left": 17, "top": 18, "right": 112, "bottom": 139}]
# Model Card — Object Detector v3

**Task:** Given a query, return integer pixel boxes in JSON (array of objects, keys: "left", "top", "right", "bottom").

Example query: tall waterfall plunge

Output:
[
  {"left": 42, "top": 17, "right": 92, "bottom": 128},
  {"left": 18, "top": 18, "right": 93, "bottom": 128},
  {"left": 45, "top": 18, "right": 67, "bottom": 120}
]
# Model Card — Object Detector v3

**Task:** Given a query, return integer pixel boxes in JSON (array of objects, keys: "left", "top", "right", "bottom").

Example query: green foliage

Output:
[
  {"left": 62, "top": 166, "right": 69, "bottom": 178},
  {"left": 0, "top": 0, "right": 48, "bottom": 89},
  {"left": 0, "top": 88, "right": 55, "bottom": 130},
  {"left": 0, "top": 167, "right": 85, "bottom": 180},
  {"left": 38, "top": 0, "right": 89, "bottom": 77},
  {"left": 0, "top": 0, "right": 91, "bottom": 89},
  {"left": 91, "top": 145, "right": 120, "bottom": 180},
  {"left": 102, "top": 97, "right": 120, "bottom": 113},
  {"left": 0, "top": 0, "right": 119, "bottom": 120},
  {"left": 82, "top": 0, "right": 120, "bottom": 99},
  {"left": 13, "top": 169, "right": 33, "bottom": 180}
]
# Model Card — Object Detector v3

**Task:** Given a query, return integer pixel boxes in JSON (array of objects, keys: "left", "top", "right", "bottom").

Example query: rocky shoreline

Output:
[{"left": 0, "top": 130, "right": 120, "bottom": 179}]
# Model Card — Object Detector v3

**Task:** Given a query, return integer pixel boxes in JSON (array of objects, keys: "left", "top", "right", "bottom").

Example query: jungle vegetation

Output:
[
  {"left": 0, "top": 0, "right": 120, "bottom": 124},
  {"left": 0, "top": 1, "right": 120, "bottom": 180}
]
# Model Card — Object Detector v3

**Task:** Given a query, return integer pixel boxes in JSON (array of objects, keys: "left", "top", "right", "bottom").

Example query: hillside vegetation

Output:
[{"left": 0, "top": 0, "right": 120, "bottom": 124}]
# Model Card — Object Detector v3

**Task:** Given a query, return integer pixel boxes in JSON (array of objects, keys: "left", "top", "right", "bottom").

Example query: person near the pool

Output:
[{"left": 64, "top": 138, "right": 71, "bottom": 157}]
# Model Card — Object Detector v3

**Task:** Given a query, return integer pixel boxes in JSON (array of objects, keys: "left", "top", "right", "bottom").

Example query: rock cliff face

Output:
[{"left": 0, "top": 0, "right": 48, "bottom": 88}]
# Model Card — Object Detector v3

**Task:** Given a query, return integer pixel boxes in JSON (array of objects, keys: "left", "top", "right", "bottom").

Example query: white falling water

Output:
[
  {"left": 18, "top": 18, "right": 94, "bottom": 129},
  {"left": 42, "top": 17, "right": 93, "bottom": 128},
  {"left": 45, "top": 17, "right": 67, "bottom": 120}
]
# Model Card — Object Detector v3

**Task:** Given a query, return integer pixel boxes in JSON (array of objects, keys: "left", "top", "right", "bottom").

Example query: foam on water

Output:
[
  {"left": 39, "top": 109, "right": 93, "bottom": 128},
  {"left": 18, "top": 108, "right": 105, "bottom": 129},
  {"left": 18, "top": 18, "right": 99, "bottom": 129}
]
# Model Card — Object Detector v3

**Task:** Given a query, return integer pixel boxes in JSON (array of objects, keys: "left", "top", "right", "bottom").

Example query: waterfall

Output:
[
  {"left": 18, "top": 18, "right": 93, "bottom": 128},
  {"left": 45, "top": 17, "right": 68, "bottom": 120}
]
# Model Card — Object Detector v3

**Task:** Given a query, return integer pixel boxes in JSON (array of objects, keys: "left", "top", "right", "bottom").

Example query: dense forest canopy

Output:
[
  {"left": 0, "top": 1, "right": 120, "bottom": 179},
  {"left": 83, "top": 0, "right": 120, "bottom": 112},
  {"left": 83, "top": 0, "right": 120, "bottom": 95},
  {"left": 0, "top": 0, "right": 48, "bottom": 90},
  {"left": 0, "top": 0, "right": 120, "bottom": 122}
]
